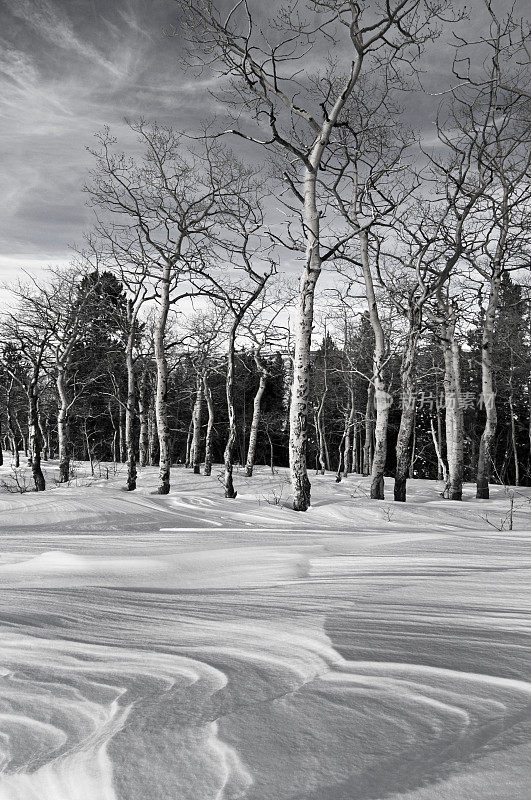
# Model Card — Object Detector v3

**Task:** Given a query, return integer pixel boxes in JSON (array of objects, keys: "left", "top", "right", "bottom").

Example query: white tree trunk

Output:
[
  {"left": 359, "top": 230, "right": 389, "bottom": 499},
  {"left": 476, "top": 270, "right": 500, "bottom": 498},
  {"left": 28, "top": 386, "right": 45, "bottom": 491},
  {"left": 56, "top": 365, "right": 70, "bottom": 483},
  {"left": 203, "top": 373, "right": 214, "bottom": 477},
  {"left": 224, "top": 327, "right": 238, "bottom": 498},
  {"left": 441, "top": 311, "right": 464, "bottom": 500},
  {"left": 289, "top": 165, "right": 321, "bottom": 510},
  {"left": 362, "top": 382, "right": 374, "bottom": 476},
  {"left": 245, "top": 354, "right": 268, "bottom": 477},
  {"left": 137, "top": 368, "right": 149, "bottom": 468},
  {"left": 154, "top": 262, "right": 171, "bottom": 494},
  {"left": 394, "top": 327, "right": 419, "bottom": 502},
  {"left": 191, "top": 373, "right": 203, "bottom": 475},
  {"left": 342, "top": 388, "right": 355, "bottom": 478},
  {"left": 125, "top": 323, "right": 137, "bottom": 491},
  {"left": 430, "top": 416, "right": 448, "bottom": 486}
]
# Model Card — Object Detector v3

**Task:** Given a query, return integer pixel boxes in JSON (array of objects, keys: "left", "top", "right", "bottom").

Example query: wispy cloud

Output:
[
  {"left": 6, "top": 0, "right": 126, "bottom": 78},
  {"left": 0, "top": 0, "right": 215, "bottom": 271}
]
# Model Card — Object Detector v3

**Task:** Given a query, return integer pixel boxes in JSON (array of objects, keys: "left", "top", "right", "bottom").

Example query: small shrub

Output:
[{"left": 0, "top": 466, "right": 31, "bottom": 494}]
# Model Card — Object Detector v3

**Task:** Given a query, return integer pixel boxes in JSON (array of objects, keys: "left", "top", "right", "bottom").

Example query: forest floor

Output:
[{"left": 0, "top": 456, "right": 529, "bottom": 800}]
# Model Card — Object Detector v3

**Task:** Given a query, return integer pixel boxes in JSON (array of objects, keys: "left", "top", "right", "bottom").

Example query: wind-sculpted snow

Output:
[{"left": 0, "top": 465, "right": 529, "bottom": 799}]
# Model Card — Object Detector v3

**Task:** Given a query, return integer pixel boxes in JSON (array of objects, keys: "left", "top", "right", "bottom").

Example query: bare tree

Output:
[
  {"left": 0, "top": 295, "right": 54, "bottom": 491},
  {"left": 179, "top": 306, "right": 227, "bottom": 475},
  {"left": 452, "top": 0, "right": 531, "bottom": 101},
  {"left": 87, "top": 123, "right": 254, "bottom": 493},
  {"left": 240, "top": 284, "right": 291, "bottom": 477},
  {"left": 177, "top": 0, "right": 455, "bottom": 509},
  {"left": 430, "top": 42, "right": 531, "bottom": 499}
]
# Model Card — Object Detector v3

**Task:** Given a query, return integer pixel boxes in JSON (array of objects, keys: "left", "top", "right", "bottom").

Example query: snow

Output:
[{"left": 0, "top": 458, "right": 529, "bottom": 799}]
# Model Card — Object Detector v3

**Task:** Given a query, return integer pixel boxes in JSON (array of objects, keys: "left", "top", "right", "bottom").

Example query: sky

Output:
[
  {"left": 0, "top": 0, "right": 211, "bottom": 284},
  {"left": 0, "top": 0, "right": 502, "bottom": 291}
]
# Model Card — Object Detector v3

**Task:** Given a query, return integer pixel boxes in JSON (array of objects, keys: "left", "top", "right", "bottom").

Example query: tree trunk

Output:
[
  {"left": 509, "top": 372, "right": 519, "bottom": 486},
  {"left": 244, "top": 377, "right": 265, "bottom": 477},
  {"left": 430, "top": 416, "right": 448, "bottom": 485},
  {"left": 39, "top": 415, "right": 49, "bottom": 461},
  {"left": 436, "top": 403, "right": 444, "bottom": 481},
  {"left": 46, "top": 420, "right": 53, "bottom": 460},
  {"left": 289, "top": 164, "right": 322, "bottom": 511},
  {"left": 245, "top": 353, "right": 268, "bottom": 477},
  {"left": 83, "top": 419, "right": 95, "bottom": 477},
  {"left": 203, "top": 373, "right": 214, "bottom": 477},
  {"left": 224, "top": 326, "right": 238, "bottom": 498},
  {"left": 185, "top": 418, "right": 194, "bottom": 468},
  {"left": 28, "top": 389, "right": 45, "bottom": 491},
  {"left": 359, "top": 230, "right": 389, "bottom": 499},
  {"left": 352, "top": 422, "right": 359, "bottom": 474},
  {"left": 363, "top": 383, "right": 375, "bottom": 476},
  {"left": 441, "top": 309, "right": 464, "bottom": 500},
  {"left": 336, "top": 429, "right": 346, "bottom": 482},
  {"left": 394, "top": 328, "right": 419, "bottom": 502},
  {"left": 154, "top": 262, "right": 171, "bottom": 494},
  {"left": 109, "top": 404, "right": 119, "bottom": 463},
  {"left": 148, "top": 404, "right": 158, "bottom": 466},
  {"left": 409, "top": 414, "right": 416, "bottom": 479},
  {"left": 6, "top": 388, "right": 20, "bottom": 468},
  {"left": 342, "top": 389, "right": 355, "bottom": 478},
  {"left": 266, "top": 428, "right": 275, "bottom": 474},
  {"left": 57, "top": 365, "right": 71, "bottom": 483},
  {"left": 137, "top": 366, "right": 149, "bottom": 468},
  {"left": 314, "top": 393, "right": 328, "bottom": 475},
  {"left": 191, "top": 374, "right": 203, "bottom": 475},
  {"left": 476, "top": 270, "right": 500, "bottom": 498},
  {"left": 16, "top": 414, "right": 28, "bottom": 459},
  {"left": 125, "top": 322, "right": 137, "bottom": 491},
  {"left": 119, "top": 402, "right": 127, "bottom": 464}
]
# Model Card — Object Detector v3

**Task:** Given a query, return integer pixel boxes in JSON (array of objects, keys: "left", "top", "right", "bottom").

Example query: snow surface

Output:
[{"left": 0, "top": 458, "right": 529, "bottom": 800}]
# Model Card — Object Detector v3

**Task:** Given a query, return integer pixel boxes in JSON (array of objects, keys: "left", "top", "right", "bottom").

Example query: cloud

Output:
[
  {"left": 0, "top": 0, "right": 187, "bottom": 277},
  {"left": 6, "top": 0, "right": 125, "bottom": 78}
]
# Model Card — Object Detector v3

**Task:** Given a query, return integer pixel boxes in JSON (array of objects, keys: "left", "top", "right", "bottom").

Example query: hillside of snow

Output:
[{"left": 0, "top": 458, "right": 529, "bottom": 800}]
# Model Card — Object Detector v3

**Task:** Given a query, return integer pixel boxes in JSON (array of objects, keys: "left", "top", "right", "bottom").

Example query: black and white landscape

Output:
[{"left": 0, "top": 0, "right": 530, "bottom": 798}]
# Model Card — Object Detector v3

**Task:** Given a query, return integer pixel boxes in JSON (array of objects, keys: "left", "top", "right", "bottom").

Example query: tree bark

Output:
[
  {"left": 352, "top": 422, "right": 359, "bottom": 474},
  {"left": 109, "top": 404, "right": 119, "bottom": 463},
  {"left": 224, "top": 326, "right": 238, "bottom": 498},
  {"left": 359, "top": 231, "right": 389, "bottom": 499},
  {"left": 57, "top": 365, "right": 71, "bottom": 483},
  {"left": 394, "top": 328, "right": 419, "bottom": 502},
  {"left": 125, "top": 318, "right": 137, "bottom": 491},
  {"left": 342, "top": 388, "right": 356, "bottom": 478},
  {"left": 28, "top": 389, "right": 45, "bottom": 491},
  {"left": 154, "top": 262, "right": 171, "bottom": 494},
  {"left": 508, "top": 365, "right": 519, "bottom": 486},
  {"left": 191, "top": 373, "right": 203, "bottom": 475},
  {"left": 430, "top": 416, "right": 448, "bottom": 485},
  {"left": 289, "top": 165, "right": 321, "bottom": 511},
  {"left": 441, "top": 309, "right": 464, "bottom": 500},
  {"left": 476, "top": 270, "right": 500, "bottom": 498},
  {"left": 119, "top": 402, "right": 127, "bottom": 464},
  {"left": 39, "top": 415, "right": 49, "bottom": 461},
  {"left": 245, "top": 353, "right": 268, "bottom": 477},
  {"left": 185, "top": 418, "right": 193, "bottom": 468},
  {"left": 314, "top": 394, "right": 328, "bottom": 475},
  {"left": 6, "top": 382, "right": 20, "bottom": 468},
  {"left": 203, "top": 373, "right": 214, "bottom": 477},
  {"left": 363, "top": 382, "right": 374, "bottom": 476},
  {"left": 137, "top": 365, "right": 149, "bottom": 468}
]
